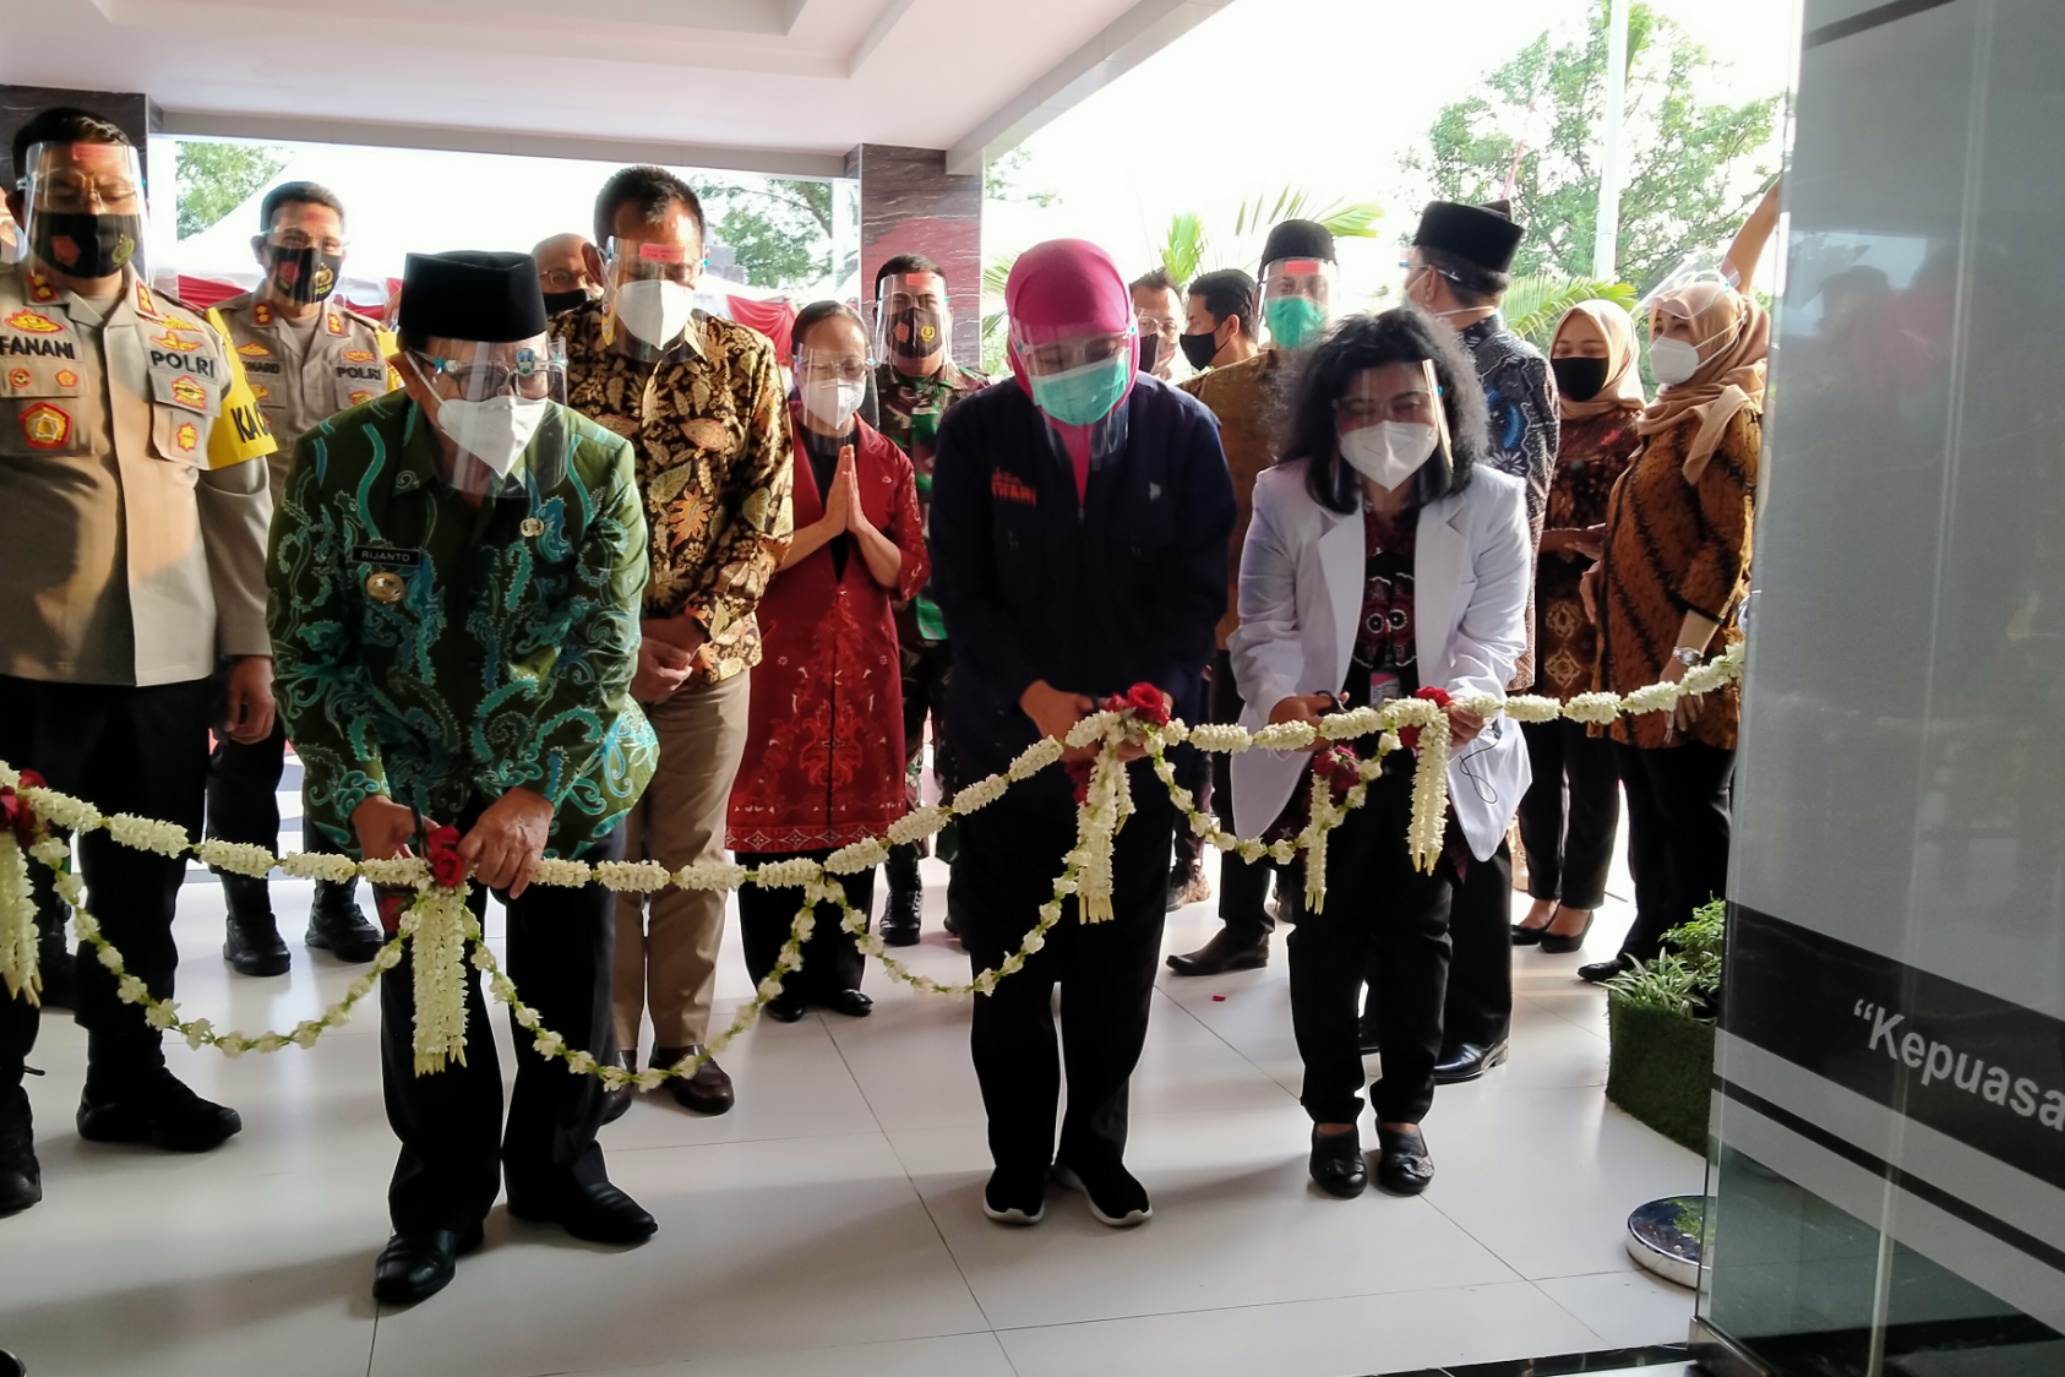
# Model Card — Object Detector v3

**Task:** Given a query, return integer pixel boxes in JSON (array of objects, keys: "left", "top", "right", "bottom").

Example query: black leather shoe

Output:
[
  {"left": 1051, "top": 1158, "right": 1151, "bottom": 1227},
  {"left": 77, "top": 1073, "right": 241, "bottom": 1152},
  {"left": 221, "top": 875, "right": 290, "bottom": 977},
  {"left": 1307, "top": 1127, "right": 1367, "bottom": 1199},
  {"left": 823, "top": 988, "right": 873, "bottom": 1018},
  {"left": 372, "top": 1223, "right": 483, "bottom": 1305},
  {"left": 508, "top": 1181, "right": 657, "bottom": 1245},
  {"left": 942, "top": 905, "right": 966, "bottom": 940},
  {"left": 306, "top": 878, "right": 382, "bottom": 963},
  {"left": 652, "top": 1046, "right": 734, "bottom": 1116},
  {"left": 764, "top": 995, "right": 807, "bottom": 1024},
  {"left": 1510, "top": 921, "right": 1548, "bottom": 946},
  {"left": 1538, "top": 909, "right": 1596, "bottom": 955},
  {"left": 982, "top": 1166, "right": 1046, "bottom": 1226},
  {"left": 880, "top": 886, "right": 923, "bottom": 947},
  {"left": 1375, "top": 1125, "right": 1435, "bottom": 1195},
  {"left": 1165, "top": 927, "right": 1269, "bottom": 976},
  {"left": 1579, "top": 955, "right": 1632, "bottom": 984},
  {"left": 1358, "top": 1015, "right": 1382, "bottom": 1056},
  {"left": 1164, "top": 862, "right": 1211, "bottom": 911},
  {"left": 1433, "top": 1039, "right": 1509, "bottom": 1084},
  {"left": 0, "top": 1084, "right": 39, "bottom": 1214},
  {"left": 601, "top": 1051, "right": 637, "bottom": 1126}
]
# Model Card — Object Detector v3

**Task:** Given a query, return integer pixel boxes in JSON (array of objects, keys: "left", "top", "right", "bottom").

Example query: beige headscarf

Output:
[
  {"left": 1553, "top": 299, "right": 1648, "bottom": 421},
  {"left": 1636, "top": 281, "right": 1770, "bottom": 482}
]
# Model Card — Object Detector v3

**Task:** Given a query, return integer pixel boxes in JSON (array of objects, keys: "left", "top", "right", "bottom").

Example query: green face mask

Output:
[
  {"left": 1028, "top": 355, "right": 1131, "bottom": 426},
  {"left": 1267, "top": 295, "right": 1326, "bottom": 350}
]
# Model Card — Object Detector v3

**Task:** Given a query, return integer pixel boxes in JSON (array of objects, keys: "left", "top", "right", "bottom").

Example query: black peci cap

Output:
[
  {"left": 1412, "top": 200, "right": 1527, "bottom": 274},
  {"left": 1260, "top": 218, "right": 1337, "bottom": 267},
  {"left": 398, "top": 250, "right": 546, "bottom": 343}
]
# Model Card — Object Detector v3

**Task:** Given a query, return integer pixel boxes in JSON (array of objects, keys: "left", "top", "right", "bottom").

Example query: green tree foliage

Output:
[
  {"left": 1503, "top": 273, "right": 1638, "bottom": 350},
  {"left": 700, "top": 177, "right": 834, "bottom": 291},
  {"left": 980, "top": 253, "right": 1016, "bottom": 378},
  {"left": 175, "top": 141, "right": 288, "bottom": 240},
  {"left": 985, "top": 147, "right": 1059, "bottom": 208},
  {"left": 1406, "top": 1, "right": 1781, "bottom": 295}
]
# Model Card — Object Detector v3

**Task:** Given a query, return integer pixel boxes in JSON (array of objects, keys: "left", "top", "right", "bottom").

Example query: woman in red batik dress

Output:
[{"left": 728, "top": 303, "right": 928, "bottom": 1023}]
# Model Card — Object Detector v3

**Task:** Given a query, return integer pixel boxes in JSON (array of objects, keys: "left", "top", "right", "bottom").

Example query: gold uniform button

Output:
[
  {"left": 520, "top": 517, "right": 545, "bottom": 538},
  {"left": 365, "top": 571, "right": 407, "bottom": 604}
]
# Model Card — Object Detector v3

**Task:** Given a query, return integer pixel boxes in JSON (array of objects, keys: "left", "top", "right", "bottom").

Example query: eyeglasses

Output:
[
  {"left": 797, "top": 356, "right": 872, "bottom": 384},
  {"left": 539, "top": 267, "right": 590, "bottom": 291},
  {"left": 32, "top": 168, "right": 141, "bottom": 214},
  {"left": 412, "top": 350, "right": 559, "bottom": 401},
  {"left": 1136, "top": 314, "right": 1180, "bottom": 337}
]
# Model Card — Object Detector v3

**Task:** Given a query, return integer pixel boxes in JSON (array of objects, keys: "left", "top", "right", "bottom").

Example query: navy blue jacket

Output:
[{"left": 931, "top": 374, "right": 1236, "bottom": 813}]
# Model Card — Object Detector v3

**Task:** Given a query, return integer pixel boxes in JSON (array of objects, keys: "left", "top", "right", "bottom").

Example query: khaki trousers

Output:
[{"left": 613, "top": 670, "right": 752, "bottom": 1051}]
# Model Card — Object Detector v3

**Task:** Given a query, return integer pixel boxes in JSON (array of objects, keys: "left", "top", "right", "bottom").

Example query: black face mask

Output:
[
  {"left": 1551, "top": 355, "right": 1611, "bottom": 403},
  {"left": 33, "top": 211, "right": 142, "bottom": 279},
  {"left": 1139, "top": 335, "right": 1161, "bottom": 377},
  {"left": 1179, "top": 329, "right": 1221, "bottom": 371},
  {"left": 267, "top": 244, "right": 344, "bottom": 304},
  {"left": 890, "top": 306, "right": 946, "bottom": 366},
  {"left": 543, "top": 287, "right": 593, "bottom": 316}
]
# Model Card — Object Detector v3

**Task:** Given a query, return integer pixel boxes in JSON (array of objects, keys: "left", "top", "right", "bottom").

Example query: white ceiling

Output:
[{"left": 0, "top": 0, "right": 1234, "bottom": 177}]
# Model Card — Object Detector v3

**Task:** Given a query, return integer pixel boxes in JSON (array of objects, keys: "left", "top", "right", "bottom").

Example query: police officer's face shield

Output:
[
  {"left": 15, "top": 140, "right": 147, "bottom": 285},
  {"left": 404, "top": 334, "right": 570, "bottom": 500},
  {"left": 1259, "top": 256, "right": 1336, "bottom": 351},
  {"left": 603, "top": 236, "right": 700, "bottom": 362},
  {"left": 1010, "top": 317, "right": 1138, "bottom": 463},
  {"left": 255, "top": 202, "right": 347, "bottom": 306},
  {"left": 875, "top": 271, "right": 952, "bottom": 376}
]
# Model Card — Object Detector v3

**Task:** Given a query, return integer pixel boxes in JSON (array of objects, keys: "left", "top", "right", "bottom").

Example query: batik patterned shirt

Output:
[
  {"left": 1459, "top": 313, "right": 1560, "bottom": 686},
  {"left": 874, "top": 358, "right": 987, "bottom": 646},
  {"left": 552, "top": 301, "right": 793, "bottom": 684},
  {"left": 267, "top": 392, "right": 658, "bottom": 859}
]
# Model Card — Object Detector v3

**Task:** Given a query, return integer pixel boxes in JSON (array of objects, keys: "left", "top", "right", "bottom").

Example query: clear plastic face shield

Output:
[
  {"left": 1010, "top": 316, "right": 1137, "bottom": 459},
  {"left": 1259, "top": 256, "right": 1335, "bottom": 351},
  {"left": 257, "top": 201, "right": 347, "bottom": 306},
  {"left": 875, "top": 270, "right": 952, "bottom": 375},
  {"left": 1639, "top": 267, "right": 1740, "bottom": 385},
  {"left": 794, "top": 330, "right": 872, "bottom": 437},
  {"left": 405, "top": 334, "right": 569, "bottom": 500},
  {"left": 1133, "top": 289, "right": 1182, "bottom": 380},
  {"left": 16, "top": 140, "right": 147, "bottom": 284},
  {"left": 1334, "top": 358, "right": 1452, "bottom": 495},
  {"left": 603, "top": 237, "right": 700, "bottom": 361}
]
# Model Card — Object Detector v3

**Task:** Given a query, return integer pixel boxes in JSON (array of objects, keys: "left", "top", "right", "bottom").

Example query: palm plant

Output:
[
  {"left": 1502, "top": 274, "right": 1640, "bottom": 350},
  {"left": 979, "top": 253, "right": 1016, "bottom": 378},
  {"left": 1158, "top": 188, "right": 1384, "bottom": 286}
]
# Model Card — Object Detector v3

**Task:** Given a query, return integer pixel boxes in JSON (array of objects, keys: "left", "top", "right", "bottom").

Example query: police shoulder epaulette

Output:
[{"left": 339, "top": 304, "right": 387, "bottom": 333}]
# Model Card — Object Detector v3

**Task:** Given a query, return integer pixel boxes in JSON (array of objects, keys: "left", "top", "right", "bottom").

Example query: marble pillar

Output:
[{"left": 845, "top": 143, "right": 982, "bottom": 368}]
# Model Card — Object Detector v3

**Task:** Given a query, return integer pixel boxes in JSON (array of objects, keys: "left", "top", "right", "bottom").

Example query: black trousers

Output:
[
  {"left": 888, "top": 641, "right": 956, "bottom": 887},
  {"left": 1613, "top": 741, "right": 1734, "bottom": 963},
  {"left": 205, "top": 711, "right": 353, "bottom": 871},
  {"left": 1516, "top": 717, "right": 1622, "bottom": 910},
  {"left": 379, "top": 819, "right": 622, "bottom": 1234},
  {"left": 1205, "top": 647, "right": 1274, "bottom": 938},
  {"left": 0, "top": 674, "right": 210, "bottom": 1093},
  {"left": 736, "top": 850, "right": 871, "bottom": 1002},
  {"left": 951, "top": 795, "right": 1171, "bottom": 1177},
  {"left": 1292, "top": 763, "right": 1454, "bottom": 1125},
  {"left": 1434, "top": 838, "right": 1515, "bottom": 1049}
]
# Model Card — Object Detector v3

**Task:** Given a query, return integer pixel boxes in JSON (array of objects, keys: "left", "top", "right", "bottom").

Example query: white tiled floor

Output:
[{"left": 1, "top": 822, "right": 1702, "bottom": 1377}]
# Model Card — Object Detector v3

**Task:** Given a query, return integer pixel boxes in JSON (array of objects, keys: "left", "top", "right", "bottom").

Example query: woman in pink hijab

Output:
[{"left": 928, "top": 239, "right": 1235, "bottom": 1229}]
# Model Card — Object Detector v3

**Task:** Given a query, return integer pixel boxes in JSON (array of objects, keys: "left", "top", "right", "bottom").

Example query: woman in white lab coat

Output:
[{"left": 1229, "top": 309, "right": 1532, "bottom": 1199}]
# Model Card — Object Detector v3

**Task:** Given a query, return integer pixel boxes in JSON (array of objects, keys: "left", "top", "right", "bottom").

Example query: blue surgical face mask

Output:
[{"left": 1028, "top": 354, "right": 1130, "bottom": 426}]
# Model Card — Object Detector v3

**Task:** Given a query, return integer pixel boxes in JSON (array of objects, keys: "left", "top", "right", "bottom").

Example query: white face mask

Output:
[
  {"left": 1648, "top": 322, "right": 1736, "bottom": 386},
  {"left": 433, "top": 393, "right": 549, "bottom": 478},
  {"left": 1340, "top": 421, "right": 1438, "bottom": 491},
  {"left": 613, "top": 278, "right": 695, "bottom": 348},
  {"left": 801, "top": 376, "right": 866, "bottom": 432}
]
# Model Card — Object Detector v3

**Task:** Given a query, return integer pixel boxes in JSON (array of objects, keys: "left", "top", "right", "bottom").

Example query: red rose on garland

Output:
[
  {"left": 1065, "top": 757, "right": 1094, "bottom": 805},
  {"left": 1124, "top": 683, "right": 1170, "bottom": 726},
  {"left": 1396, "top": 686, "right": 1453, "bottom": 753},
  {"left": 1314, "top": 744, "right": 1362, "bottom": 795},
  {"left": 1, "top": 770, "right": 45, "bottom": 847},
  {"left": 425, "top": 825, "right": 467, "bottom": 889}
]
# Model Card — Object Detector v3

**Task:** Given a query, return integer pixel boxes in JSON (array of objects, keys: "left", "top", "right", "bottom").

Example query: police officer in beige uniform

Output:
[
  {"left": 0, "top": 107, "right": 279, "bottom": 1215},
  {"left": 206, "top": 180, "right": 396, "bottom": 974}
]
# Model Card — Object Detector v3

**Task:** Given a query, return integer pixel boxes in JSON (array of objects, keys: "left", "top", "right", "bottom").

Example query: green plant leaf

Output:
[{"left": 1502, "top": 274, "right": 1639, "bottom": 349}]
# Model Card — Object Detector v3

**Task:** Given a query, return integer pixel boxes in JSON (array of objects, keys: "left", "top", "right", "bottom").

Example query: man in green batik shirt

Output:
[
  {"left": 268, "top": 251, "right": 660, "bottom": 1307},
  {"left": 870, "top": 253, "right": 986, "bottom": 946}
]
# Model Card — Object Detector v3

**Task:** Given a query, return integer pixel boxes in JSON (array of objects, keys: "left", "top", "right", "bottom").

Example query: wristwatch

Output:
[{"left": 1672, "top": 646, "right": 1704, "bottom": 668}]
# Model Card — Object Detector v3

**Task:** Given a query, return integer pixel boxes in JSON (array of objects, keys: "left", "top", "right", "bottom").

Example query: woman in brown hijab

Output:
[
  {"left": 1512, "top": 301, "right": 1646, "bottom": 955},
  {"left": 1579, "top": 279, "right": 1768, "bottom": 983}
]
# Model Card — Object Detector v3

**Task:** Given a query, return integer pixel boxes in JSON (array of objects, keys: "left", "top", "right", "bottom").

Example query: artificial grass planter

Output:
[
  {"left": 1604, "top": 899, "right": 1725, "bottom": 1154},
  {"left": 1606, "top": 994, "right": 1717, "bottom": 1153}
]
